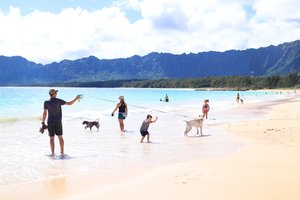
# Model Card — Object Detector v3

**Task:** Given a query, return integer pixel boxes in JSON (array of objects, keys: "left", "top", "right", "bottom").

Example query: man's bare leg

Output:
[
  {"left": 57, "top": 135, "right": 64, "bottom": 155},
  {"left": 50, "top": 136, "right": 55, "bottom": 156}
]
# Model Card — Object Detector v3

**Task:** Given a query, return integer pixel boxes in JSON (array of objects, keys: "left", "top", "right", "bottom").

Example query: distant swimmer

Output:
[
  {"left": 160, "top": 94, "right": 169, "bottom": 102},
  {"left": 111, "top": 96, "right": 128, "bottom": 132},
  {"left": 140, "top": 114, "right": 158, "bottom": 143},
  {"left": 42, "top": 89, "right": 80, "bottom": 157},
  {"left": 202, "top": 99, "right": 210, "bottom": 119},
  {"left": 165, "top": 94, "right": 169, "bottom": 102}
]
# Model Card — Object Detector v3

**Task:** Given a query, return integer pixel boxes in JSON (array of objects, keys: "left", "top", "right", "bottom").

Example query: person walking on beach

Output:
[
  {"left": 202, "top": 99, "right": 210, "bottom": 119},
  {"left": 111, "top": 96, "right": 128, "bottom": 132},
  {"left": 236, "top": 93, "right": 240, "bottom": 103},
  {"left": 140, "top": 114, "right": 158, "bottom": 143},
  {"left": 42, "top": 89, "right": 80, "bottom": 157}
]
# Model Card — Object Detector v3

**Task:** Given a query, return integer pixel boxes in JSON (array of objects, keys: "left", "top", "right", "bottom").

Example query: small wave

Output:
[{"left": 0, "top": 116, "right": 41, "bottom": 124}]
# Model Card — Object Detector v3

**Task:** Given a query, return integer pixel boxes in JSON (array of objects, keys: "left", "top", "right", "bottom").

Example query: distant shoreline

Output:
[
  {"left": 1, "top": 85, "right": 298, "bottom": 93},
  {"left": 1, "top": 73, "right": 299, "bottom": 89}
]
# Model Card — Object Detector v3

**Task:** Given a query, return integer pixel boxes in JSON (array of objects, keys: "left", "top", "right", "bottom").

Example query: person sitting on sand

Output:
[
  {"left": 140, "top": 114, "right": 158, "bottom": 143},
  {"left": 202, "top": 99, "right": 210, "bottom": 119}
]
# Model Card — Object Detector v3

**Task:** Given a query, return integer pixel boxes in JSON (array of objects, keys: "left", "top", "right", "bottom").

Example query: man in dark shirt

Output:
[{"left": 42, "top": 89, "right": 80, "bottom": 157}]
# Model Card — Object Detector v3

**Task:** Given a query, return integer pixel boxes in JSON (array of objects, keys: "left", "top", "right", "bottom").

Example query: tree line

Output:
[{"left": 57, "top": 72, "right": 299, "bottom": 89}]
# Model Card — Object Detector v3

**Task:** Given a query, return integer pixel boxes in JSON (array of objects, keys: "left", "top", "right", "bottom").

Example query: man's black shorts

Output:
[
  {"left": 48, "top": 121, "right": 63, "bottom": 137},
  {"left": 140, "top": 130, "right": 149, "bottom": 137}
]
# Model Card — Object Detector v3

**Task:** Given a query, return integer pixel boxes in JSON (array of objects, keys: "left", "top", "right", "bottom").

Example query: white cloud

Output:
[{"left": 0, "top": 0, "right": 299, "bottom": 64}]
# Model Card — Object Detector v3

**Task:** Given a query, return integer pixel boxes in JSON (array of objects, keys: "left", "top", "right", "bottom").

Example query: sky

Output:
[{"left": 0, "top": 0, "right": 299, "bottom": 64}]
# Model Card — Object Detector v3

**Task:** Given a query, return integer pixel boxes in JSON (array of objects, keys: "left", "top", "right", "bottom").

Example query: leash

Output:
[{"left": 90, "top": 96, "right": 195, "bottom": 118}]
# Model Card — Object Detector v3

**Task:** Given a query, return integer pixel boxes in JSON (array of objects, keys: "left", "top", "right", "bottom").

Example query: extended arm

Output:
[
  {"left": 151, "top": 116, "right": 158, "bottom": 123},
  {"left": 65, "top": 95, "right": 80, "bottom": 105}
]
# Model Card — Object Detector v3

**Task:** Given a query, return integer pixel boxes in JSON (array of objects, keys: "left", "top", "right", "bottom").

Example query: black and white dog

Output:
[{"left": 82, "top": 120, "right": 100, "bottom": 131}]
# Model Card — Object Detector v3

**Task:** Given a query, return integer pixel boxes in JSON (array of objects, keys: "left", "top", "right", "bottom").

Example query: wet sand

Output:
[
  {"left": 68, "top": 95, "right": 300, "bottom": 200},
  {"left": 1, "top": 92, "right": 299, "bottom": 200}
]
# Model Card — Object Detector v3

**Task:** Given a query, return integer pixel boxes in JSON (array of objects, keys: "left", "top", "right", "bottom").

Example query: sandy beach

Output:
[
  {"left": 1, "top": 90, "right": 299, "bottom": 200},
  {"left": 69, "top": 94, "right": 300, "bottom": 200}
]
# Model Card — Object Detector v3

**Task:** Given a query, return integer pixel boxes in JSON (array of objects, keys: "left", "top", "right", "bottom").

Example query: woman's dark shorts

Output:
[
  {"left": 140, "top": 130, "right": 149, "bottom": 137},
  {"left": 48, "top": 121, "right": 63, "bottom": 137},
  {"left": 118, "top": 112, "right": 126, "bottom": 119}
]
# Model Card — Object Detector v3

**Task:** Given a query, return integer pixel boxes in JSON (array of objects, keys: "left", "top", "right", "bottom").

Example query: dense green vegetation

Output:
[
  {"left": 1, "top": 40, "right": 299, "bottom": 85},
  {"left": 57, "top": 72, "right": 299, "bottom": 89}
]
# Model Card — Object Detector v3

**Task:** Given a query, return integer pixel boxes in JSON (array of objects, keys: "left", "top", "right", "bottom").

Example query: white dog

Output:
[{"left": 184, "top": 115, "right": 204, "bottom": 136}]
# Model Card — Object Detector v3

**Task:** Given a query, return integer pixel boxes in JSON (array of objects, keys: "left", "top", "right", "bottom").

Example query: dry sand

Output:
[{"left": 69, "top": 96, "right": 300, "bottom": 200}]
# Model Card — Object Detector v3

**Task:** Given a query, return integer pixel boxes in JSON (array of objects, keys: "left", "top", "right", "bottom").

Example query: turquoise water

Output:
[
  {"left": 0, "top": 87, "right": 287, "bottom": 187},
  {"left": 0, "top": 87, "right": 279, "bottom": 120}
]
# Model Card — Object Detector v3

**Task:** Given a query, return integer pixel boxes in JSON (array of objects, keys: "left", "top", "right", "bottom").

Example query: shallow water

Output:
[{"left": 0, "top": 87, "right": 289, "bottom": 186}]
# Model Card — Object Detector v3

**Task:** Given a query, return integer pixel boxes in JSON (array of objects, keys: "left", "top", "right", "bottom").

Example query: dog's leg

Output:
[
  {"left": 196, "top": 127, "right": 199, "bottom": 135},
  {"left": 184, "top": 125, "right": 192, "bottom": 136}
]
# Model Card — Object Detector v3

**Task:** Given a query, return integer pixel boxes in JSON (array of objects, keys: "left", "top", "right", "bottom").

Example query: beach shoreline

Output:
[
  {"left": 1, "top": 89, "right": 299, "bottom": 200},
  {"left": 69, "top": 94, "right": 300, "bottom": 200}
]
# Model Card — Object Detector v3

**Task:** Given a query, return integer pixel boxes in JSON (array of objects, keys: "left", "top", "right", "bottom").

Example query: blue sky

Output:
[
  {"left": 0, "top": 0, "right": 113, "bottom": 14},
  {"left": 0, "top": 0, "right": 142, "bottom": 22},
  {"left": 0, "top": 0, "right": 299, "bottom": 64}
]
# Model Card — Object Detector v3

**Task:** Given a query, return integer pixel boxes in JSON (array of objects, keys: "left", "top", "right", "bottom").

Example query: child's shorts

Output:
[{"left": 140, "top": 131, "right": 149, "bottom": 137}]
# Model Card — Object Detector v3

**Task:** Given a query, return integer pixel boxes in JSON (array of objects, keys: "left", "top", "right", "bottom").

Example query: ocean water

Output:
[{"left": 0, "top": 87, "right": 288, "bottom": 187}]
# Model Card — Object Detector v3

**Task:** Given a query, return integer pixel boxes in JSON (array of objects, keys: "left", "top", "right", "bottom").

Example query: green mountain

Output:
[{"left": 0, "top": 40, "right": 299, "bottom": 85}]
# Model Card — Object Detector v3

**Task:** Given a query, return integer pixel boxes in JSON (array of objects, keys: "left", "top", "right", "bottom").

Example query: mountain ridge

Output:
[{"left": 0, "top": 40, "right": 299, "bottom": 85}]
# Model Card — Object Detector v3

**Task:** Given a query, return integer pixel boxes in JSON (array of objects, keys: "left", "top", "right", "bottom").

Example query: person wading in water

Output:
[
  {"left": 111, "top": 96, "right": 128, "bottom": 132},
  {"left": 42, "top": 89, "right": 80, "bottom": 157}
]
